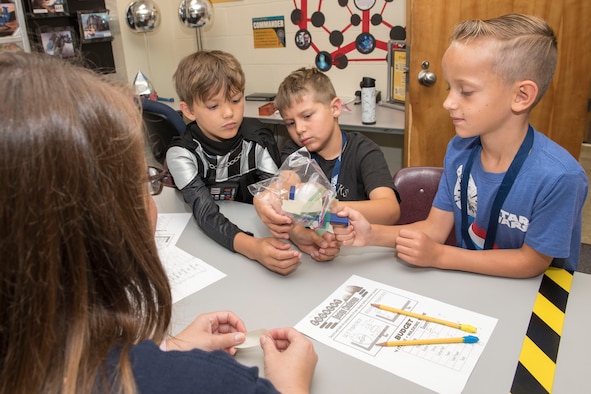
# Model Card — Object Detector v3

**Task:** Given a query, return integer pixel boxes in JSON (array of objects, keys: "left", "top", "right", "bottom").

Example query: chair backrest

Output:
[
  {"left": 393, "top": 166, "right": 456, "bottom": 246},
  {"left": 141, "top": 98, "right": 186, "bottom": 164}
]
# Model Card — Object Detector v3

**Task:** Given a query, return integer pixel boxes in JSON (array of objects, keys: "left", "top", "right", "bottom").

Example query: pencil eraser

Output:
[{"left": 329, "top": 213, "right": 348, "bottom": 226}]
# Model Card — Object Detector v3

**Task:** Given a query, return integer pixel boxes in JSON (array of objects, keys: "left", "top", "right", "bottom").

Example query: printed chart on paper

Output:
[
  {"left": 155, "top": 213, "right": 226, "bottom": 303},
  {"left": 295, "top": 275, "right": 498, "bottom": 394}
]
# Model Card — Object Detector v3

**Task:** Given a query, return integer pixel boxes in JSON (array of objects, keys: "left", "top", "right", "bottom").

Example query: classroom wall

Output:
[
  {"left": 110, "top": 0, "right": 405, "bottom": 173},
  {"left": 111, "top": 0, "right": 197, "bottom": 97}
]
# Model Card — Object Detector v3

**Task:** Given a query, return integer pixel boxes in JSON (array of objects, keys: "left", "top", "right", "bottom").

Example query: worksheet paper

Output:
[
  {"left": 155, "top": 213, "right": 192, "bottom": 250},
  {"left": 155, "top": 214, "right": 226, "bottom": 303},
  {"left": 295, "top": 275, "right": 498, "bottom": 394}
]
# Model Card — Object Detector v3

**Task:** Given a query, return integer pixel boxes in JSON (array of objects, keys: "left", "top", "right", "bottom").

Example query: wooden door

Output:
[{"left": 404, "top": 0, "right": 591, "bottom": 166}]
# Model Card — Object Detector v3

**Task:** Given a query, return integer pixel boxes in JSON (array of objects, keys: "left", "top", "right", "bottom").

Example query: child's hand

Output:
[
  {"left": 261, "top": 327, "right": 317, "bottom": 394},
  {"left": 329, "top": 197, "right": 343, "bottom": 213},
  {"left": 253, "top": 195, "right": 294, "bottom": 239},
  {"left": 252, "top": 237, "right": 302, "bottom": 275},
  {"left": 395, "top": 229, "right": 442, "bottom": 268},
  {"left": 166, "top": 311, "right": 247, "bottom": 355},
  {"left": 289, "top": 226, "right": 340, "bottom": 262},
  {"left": 332, "top": 207, "right": 371, "bottom": 247}
]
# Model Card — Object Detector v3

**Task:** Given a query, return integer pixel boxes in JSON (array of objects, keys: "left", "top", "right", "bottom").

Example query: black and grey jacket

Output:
[{"left": 166, "top": 118, "right": 280, "bottom": 251}]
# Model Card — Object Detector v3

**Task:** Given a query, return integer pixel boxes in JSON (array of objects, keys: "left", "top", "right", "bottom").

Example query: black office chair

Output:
[{"left": 141, "top": 98, "right": 186, "bottom": 164}]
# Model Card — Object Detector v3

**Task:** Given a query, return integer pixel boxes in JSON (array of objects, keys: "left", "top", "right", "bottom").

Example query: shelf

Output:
[{"left": 21, "top": 0, "right": 115, "bottom": 73}]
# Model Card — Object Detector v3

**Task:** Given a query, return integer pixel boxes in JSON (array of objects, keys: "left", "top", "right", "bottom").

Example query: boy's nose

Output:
[
  {"left": 221, "top": 104, "right": 234, "bottom": 118},
  {"left": 295, "top": 121, "right": 305, "bottom": 134},
  {"left": 296, "top": 120, "right": 308, "bottom": 134},
  {"left": 442, "top": 93, "right": 455, "bottom": 111}
]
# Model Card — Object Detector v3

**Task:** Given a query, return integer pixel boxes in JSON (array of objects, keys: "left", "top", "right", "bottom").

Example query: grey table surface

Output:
[{"left": 155, "top": 187, "right": 591, "bottom": 394}]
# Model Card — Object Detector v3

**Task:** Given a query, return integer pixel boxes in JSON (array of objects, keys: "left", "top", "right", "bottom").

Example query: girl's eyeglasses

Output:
[{"left": 148, "top": 166, "right": 174, "bottom": 196}]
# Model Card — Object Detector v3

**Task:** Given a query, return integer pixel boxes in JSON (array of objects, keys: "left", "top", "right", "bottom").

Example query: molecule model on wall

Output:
[{"left": 291, "top": 0, "right": 406, "bottom": 71}]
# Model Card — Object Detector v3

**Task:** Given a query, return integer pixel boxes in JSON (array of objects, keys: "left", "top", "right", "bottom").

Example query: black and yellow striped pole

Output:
[{"left": 510, "top": 267, "right": 574, "bottom": 393}]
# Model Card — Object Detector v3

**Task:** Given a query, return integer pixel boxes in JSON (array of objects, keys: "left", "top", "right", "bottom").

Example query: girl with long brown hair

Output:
[{"left": 0, "top": 52, "right": 316, "bottom": 394}]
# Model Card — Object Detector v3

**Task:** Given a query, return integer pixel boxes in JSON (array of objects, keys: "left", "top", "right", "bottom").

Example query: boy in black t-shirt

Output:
[{"left": 254, "top": 67, "right": 400, "bottom": 261}]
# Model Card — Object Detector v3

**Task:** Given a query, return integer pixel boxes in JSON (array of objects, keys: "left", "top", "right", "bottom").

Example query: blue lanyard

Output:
[
  {"left": 461, "top": 126, "right": 534, "bottom": 250},
  {"left": 312, "top": 131, "right": 347, "bottom": 190}
]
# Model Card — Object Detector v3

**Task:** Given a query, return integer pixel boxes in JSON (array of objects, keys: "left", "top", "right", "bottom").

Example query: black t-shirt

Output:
[{"left": 281, "top": 131, "right": 398, "bottom": 202}]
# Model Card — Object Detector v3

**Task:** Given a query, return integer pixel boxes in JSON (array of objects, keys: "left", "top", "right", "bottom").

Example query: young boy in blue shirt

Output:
[
  {"left": 254, "top": 68, "right": 400, "bottom": 261},
  {"left": 334, "top": 14, "right": 588, "bottom": 278},
  {"left": 166, "top": 50, "right": 302, "bottom": 275}
]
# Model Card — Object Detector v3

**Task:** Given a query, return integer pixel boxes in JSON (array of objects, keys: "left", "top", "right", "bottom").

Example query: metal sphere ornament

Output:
[
  {"left": 178, "top": 0, "right": 214, "bottom": 29},
  {"left": 126, "top": 0, "right": 161, "bottom": 33}
]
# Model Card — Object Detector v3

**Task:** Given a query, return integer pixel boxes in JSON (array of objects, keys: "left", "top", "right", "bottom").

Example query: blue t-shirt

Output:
[{"left": 433, "top": 127, "right": 588, "bottom": 271}]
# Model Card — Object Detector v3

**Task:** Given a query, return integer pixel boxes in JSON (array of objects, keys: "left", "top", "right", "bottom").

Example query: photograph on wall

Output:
[
  {"left": 38, "top": 26, "right": 76, "bottom": 58},
  {"left": 0, "top": 2, "right": 18, "bottom": 37},
  {"left": 29, "top": 0, "right": 67, "bottom": 15},
  {"left": 77, "top": 10, "right": 112, "bottom": 43}
]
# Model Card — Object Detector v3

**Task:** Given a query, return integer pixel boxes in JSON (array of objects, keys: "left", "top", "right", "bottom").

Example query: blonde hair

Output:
[
  {"left": 0, "top": 52, "right": 172, "bottom": 394},
  {"left": 173, "top": 50, "right": 245, "bottom": 108},
  {"left": 451, "top": 13, "right": 557, "bottom": 106},
  {"left": 274, "top": 67, "right": 337, "bottom": 116}
]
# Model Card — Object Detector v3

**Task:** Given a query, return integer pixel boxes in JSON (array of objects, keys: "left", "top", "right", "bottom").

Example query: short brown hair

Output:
[
  {"left": 274, "top": 67, "right": 337, "bottom": 116},
  {"left": 450, "top": 13, "right": 557, "bottom": 106},
  {"left": 173, "top": 50, "right": 245, "bottom": 108}
]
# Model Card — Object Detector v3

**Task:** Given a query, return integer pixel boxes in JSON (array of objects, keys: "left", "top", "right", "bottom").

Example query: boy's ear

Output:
[
  {"left": 512, "top": 80, "right": 538, "bottom": 112},
  {"left": 330, "top": 97, "right": 343, "bottom": 118},
  {"left": 179, "top": 101, "right": 196, "bottom": 121}
]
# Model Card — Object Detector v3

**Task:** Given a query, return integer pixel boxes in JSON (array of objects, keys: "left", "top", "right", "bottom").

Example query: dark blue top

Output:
[{"left": 105, "top": 340, "right": 280, "bottom": 393}]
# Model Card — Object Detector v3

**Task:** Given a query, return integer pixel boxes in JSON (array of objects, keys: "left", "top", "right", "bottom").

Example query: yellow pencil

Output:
[
  {"left": 376, "top": 335, "right": 479, "bottom": 347},
  {"left": 371, "top": 303, "right": 477, "bottom": 333}
]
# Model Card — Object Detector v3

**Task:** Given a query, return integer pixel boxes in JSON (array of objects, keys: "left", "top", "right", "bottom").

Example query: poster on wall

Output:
[
  {"left": 252, "top": 16, "right": 285, "bottom": 49},
  {"left": 392, "top": 49, "right": 406, "bottom": 102}
]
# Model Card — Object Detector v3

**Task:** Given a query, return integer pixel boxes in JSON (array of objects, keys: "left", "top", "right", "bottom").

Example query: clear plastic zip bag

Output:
[{"left": 248, "top": 147, "right": 337, "bottom": 231}]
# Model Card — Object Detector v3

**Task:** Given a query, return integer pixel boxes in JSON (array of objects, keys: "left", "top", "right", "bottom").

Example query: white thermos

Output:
[{"left": 360, "top": 77, "right": 376, "bottom": 125}]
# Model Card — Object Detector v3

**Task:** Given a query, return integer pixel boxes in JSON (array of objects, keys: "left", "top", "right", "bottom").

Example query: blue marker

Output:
[{"left": 329, "top": 213, "right": 348, "bottom": 226}]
